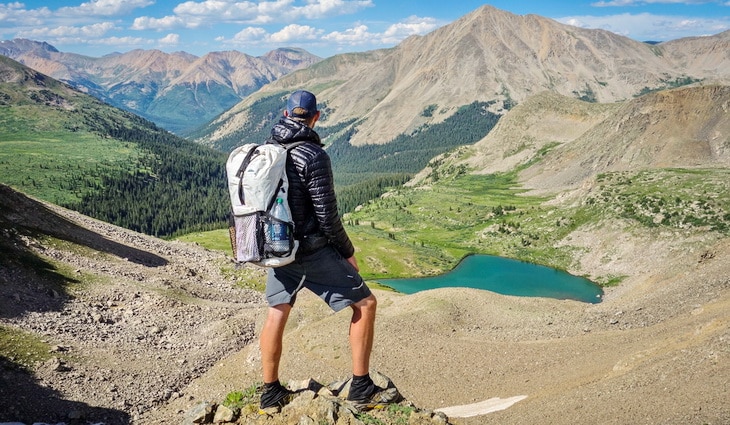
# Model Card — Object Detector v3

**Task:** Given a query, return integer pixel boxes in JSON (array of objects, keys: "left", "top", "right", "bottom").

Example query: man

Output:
[{"left": 258, "top": 90, "right": 396, "bottom": 411}]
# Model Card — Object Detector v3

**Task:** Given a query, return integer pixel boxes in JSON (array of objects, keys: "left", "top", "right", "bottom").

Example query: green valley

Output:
[{"left": 0, "top": 56, "right": 229, "bottom": 237}]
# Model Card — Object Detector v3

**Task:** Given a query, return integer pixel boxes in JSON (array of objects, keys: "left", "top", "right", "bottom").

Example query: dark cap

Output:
[{"left": 287, "top": 90, "right": 317, "bottom": 119}]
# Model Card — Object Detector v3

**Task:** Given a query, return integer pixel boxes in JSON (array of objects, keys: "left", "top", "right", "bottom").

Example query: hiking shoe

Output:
[
  {"left": 347, "top": 384, "right": 402, "bottom": 411},
  {"left": 259, "top": 381, "right": 295, "bottom": 411}
]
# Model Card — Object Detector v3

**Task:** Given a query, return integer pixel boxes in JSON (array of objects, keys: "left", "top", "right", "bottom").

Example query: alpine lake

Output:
[{"left": 376, "top": 255, "right": 603, "bottom": 304}]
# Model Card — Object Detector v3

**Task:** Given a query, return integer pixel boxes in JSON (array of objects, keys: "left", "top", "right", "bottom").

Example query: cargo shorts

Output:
[{"left": 265, "top": 245, "right": 371, "bottom": 312}]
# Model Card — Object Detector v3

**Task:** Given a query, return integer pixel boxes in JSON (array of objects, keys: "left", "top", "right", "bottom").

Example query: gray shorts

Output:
[{"left": 265, "top": 245, "right": 371, "bottom": 312}]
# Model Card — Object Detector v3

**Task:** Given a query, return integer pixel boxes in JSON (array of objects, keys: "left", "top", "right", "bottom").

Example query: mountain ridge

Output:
[
  {"left": 438, "top": 85, "right": 730, "bottom": 193},
  {"left": 0, "top": 54, "right": 230, "bottom": 236},
  {"left": 0, "top": 39, "right": 321, "bottom": 134},
  {"left": 195, "top": 5, "right": 730, "bottom": 152}
]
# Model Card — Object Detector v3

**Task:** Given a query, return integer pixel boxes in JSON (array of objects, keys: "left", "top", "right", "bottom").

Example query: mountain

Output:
[
  {"left": 440, "top": 85, "right": 730, "bottom": 192},
  {"left": 194, "top": 5, "right": 729, "bottom": 153},
  {"left": 0, "top": 55, "right": 229, "bottom": 236},
  {"left": 0, "top": 39, "right": 321, "bottom": 134}
]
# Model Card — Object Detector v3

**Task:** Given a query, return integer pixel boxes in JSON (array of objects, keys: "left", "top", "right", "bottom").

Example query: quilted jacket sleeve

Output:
[{"left": 289, "top": 144, "right": 355, "bottom": 259}]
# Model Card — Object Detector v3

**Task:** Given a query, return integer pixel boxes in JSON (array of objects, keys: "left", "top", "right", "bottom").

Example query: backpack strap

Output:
[
  {"left": 263, "top": 141, "right": 307, "bottom": 212},
  {"left": 235, "top": 145, "right": 261, "bottom": 205}
]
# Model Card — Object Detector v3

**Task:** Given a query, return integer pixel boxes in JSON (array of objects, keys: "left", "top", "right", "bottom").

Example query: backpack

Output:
[{"left": 226, "top": 141, "right": 303, "bottom": 267}]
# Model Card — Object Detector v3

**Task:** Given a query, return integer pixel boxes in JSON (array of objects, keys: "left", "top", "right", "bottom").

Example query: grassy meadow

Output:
[
  {"left": 179, "top": 166, "right": 730, "bottom": 285},
  {"left": 0, "top": 104, "right": 145, "bottom": 206}
]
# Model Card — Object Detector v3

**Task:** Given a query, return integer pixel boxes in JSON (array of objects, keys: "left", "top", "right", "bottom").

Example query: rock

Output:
[
  {"left": 183, "top": 401, "right": 216, "bottom": 425},
  {"left": 227, "top": 376, "right": 454, "bottom": 425},
  {"left": 212, "top": 404, "right": 235, "bottom": 423}
]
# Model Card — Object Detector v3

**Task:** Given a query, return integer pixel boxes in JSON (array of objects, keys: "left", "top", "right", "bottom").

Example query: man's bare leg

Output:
[
  {"left": 349, "top": 294, "right": 377, "bottom": 376},
  {"left": 260, "top": 303, "right": 292, "bottom": 383}
]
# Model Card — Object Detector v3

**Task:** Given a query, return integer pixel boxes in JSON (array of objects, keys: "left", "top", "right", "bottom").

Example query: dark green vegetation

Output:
[
  {"left": 187, "top": 93, "right": 286, "bottom": 151},
  {"left": 148, "top": 82, "right": 243, "bottom": 135},
  {"left": 635, "top": 76, "right": 703, "bottom": 97},
  {"left": 344, "top": 165, "right": 730, "bottom": 283},
  {"left": 200, "top": 92, "right": 502, "bottom": 216},
  {"left": 0, "top": 56, "right": 228, "bottom": 237},
  {"left": 587, "top": 169, "right": 730, "bottom": 234}
]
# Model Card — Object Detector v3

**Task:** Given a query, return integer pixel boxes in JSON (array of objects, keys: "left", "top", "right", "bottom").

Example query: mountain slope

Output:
[
  {"left": 441, "top": 84, "right": 730, "bottom": 193},
  {"left": 2, "top": 182, "right": 727, "bottom": 425},
  {"left": 0, "top": 55, "right": 229, "bottom": 236},
  {"left": 0, "top": 39, "right": 321, "bottom": 134},
  {"left": 195, "top": 5, "right": 729, "bottom": 152},
  {"left": 518, "top": 85, "right": 730, "bottom": 192}
]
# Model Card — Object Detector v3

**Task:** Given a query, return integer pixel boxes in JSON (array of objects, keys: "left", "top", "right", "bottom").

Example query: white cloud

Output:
[
  {"left": 558, "top": 12, "right": 730, "bottom": 40},
  {"left": 170, "top": 0, "right": 373, "bottom": 25},
  {"left": 220, "top": 14, "right": 440, "bottom": 51},
  {"left": 57, "top": 0, "right": 154, "bottom": 17},
  {"left": 591, "top": 0, "right": 637, "bottom": 6},
  {"left": 298, "top": 0, "right": 374, "bottom": 19},
  {"left": 270, "top": 24, "right": 323, "bottom": 42},
  {"left": 158, "top": 33, "right": 181, "bottom": 46},
  {"left": 131, "top": 15, "right": 191, "bottom": 31},
  {"left": 0, "top": 2, "right": 51, "bottom": 26},
  {"left": 17, "top": 22, "right": 116, "bottom": 39},
  {"left": 93, "top": 36, "right": 150, "bottom": 46},
  {"left": 229, "top": 27, "right": 269, "bottom": 42},
  {"left": 382, "top": 16, "right": 439, "bottom": 43},
  {"left": 322, "top": 24, "right": 375, "bottom": 44}
]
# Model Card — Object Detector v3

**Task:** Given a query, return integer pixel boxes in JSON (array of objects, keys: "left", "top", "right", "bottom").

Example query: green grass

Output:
[
  {"left": 176, "top": 167, "right": 729, "bottom": 286},
  {"left": 0, "top": 105, "right": 145, "bottom": 205},
  {"left": 176, "top": 228, "right": 233, "bottom": 253},
  {"left": 223, "top": 383, "right": 262, "bottom": 415},
  {"left": 585, "top": 168, "right": 730, "bottom": 234},
  {"left": 0, "top": 325, "right": 53, "bottom": 370}
]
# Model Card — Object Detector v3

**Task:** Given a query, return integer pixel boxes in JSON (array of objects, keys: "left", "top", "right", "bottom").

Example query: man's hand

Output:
[{"left": 346, "top": 256, "right": 360, "bottom": 272}]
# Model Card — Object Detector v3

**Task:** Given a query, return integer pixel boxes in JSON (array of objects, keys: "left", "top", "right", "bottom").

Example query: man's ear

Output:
[{"left": 284, "top": 110, "right": 290, "bottom": 117}]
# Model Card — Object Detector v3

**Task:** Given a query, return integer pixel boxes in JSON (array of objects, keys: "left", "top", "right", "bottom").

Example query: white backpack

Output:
[{"left": 226, "top": 142, "right": 302, "bottom": 267}]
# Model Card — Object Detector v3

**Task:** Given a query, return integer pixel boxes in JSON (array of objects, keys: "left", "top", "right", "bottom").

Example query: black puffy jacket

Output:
[{"left": 268, "top": 117, "right": 355, "bottom": 259}]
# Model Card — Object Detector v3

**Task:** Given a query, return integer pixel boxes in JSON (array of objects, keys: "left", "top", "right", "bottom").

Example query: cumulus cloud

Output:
[
  {"left": 170, "top": 0, "right": 373, "bottom": 25},
  {"left": 0, "top": 2, "right": 51, "bottom": 27},
  {"left": 17, "top": 21, "right": 117, "bottom": 39},
  {"left": 93, "top": 36, "right": 150, "bottom": 46},
  {"left": 322, "top": 24, "right": 375, "bottom": 44},
  {"left": 132, "top": 15, "right": 191, "bottom": 31},
  {"left": 558, "top": 12, "right": 730, "bottom": 40},
  {"left": 57, "top": 0, "right": 154, "bottom": 17},
  {"left": 158, "top": 33, "right": 181, "bottom": 46},
  {"left": 382, "top": 16, "right": 439, "bottom": 44},
  {"left": 220, "top": 13, "right": 439, "bottom": 51},
  {"left": 228, "top": 27, "right": 269, "bottom": 43},
  {"left": 270, "top": 24, "right": 323, "bottom": 42}
]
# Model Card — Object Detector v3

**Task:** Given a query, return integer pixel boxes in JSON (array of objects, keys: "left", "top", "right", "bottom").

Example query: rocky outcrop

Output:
[{"left": 184, "top": 373, "right": 453, "bottom": 425}]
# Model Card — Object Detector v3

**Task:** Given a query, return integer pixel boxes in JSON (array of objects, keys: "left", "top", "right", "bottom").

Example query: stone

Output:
[
  {"left": 183, "top": 401, "right": 216, "bottom": 425},
  {"left": 212, "top": 404, "right": 235, "bottom": 423}
]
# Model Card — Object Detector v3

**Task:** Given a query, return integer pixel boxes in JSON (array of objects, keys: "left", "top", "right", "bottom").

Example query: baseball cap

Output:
[{"left": 286, "top": 90, "right": 317, "bottom": 119}]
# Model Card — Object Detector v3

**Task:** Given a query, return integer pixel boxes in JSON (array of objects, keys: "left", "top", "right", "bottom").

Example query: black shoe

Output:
[
  {"left": 259, "top": 381, "right": 295, "bottom": 410},
  {"left": 347, "top": 383, "right": 402, "bottom": 411}
]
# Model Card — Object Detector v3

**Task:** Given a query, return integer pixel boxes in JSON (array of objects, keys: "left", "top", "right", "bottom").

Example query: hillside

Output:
[
  {"left": 0, "top": 55, "right": 229, "bottom": 236},
  {"left": 194, "top": 5, "right": 730, "bottom": 152},
  {"left": 1, "top": 180, "right": 728, "bottom": 424},
  {"left": 0, "top": 39, "right": 321, "bottom": 134},
  {"left": 446, "top": 84, "right": 730, "bottom": 192}
]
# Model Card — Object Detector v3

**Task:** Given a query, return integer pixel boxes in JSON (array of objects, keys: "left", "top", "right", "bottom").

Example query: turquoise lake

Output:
[{"left": 377, "top": 255, "right": 603, "bottom": 303}]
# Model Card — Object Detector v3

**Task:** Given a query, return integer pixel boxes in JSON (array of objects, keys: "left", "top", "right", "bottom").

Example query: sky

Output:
[{"left": 1, "top": 0, "right": 729, "bottom": 58}]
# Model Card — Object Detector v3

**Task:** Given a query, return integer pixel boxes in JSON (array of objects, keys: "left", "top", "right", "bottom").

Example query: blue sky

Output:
[{"left": 1, "top": 1, "right": 729, "bottom": 58}]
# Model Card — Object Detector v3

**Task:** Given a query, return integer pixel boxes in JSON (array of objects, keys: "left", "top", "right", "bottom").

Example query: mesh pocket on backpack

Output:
[{"left": 233, "top": 213, "right": 262, "bottom": 262}]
